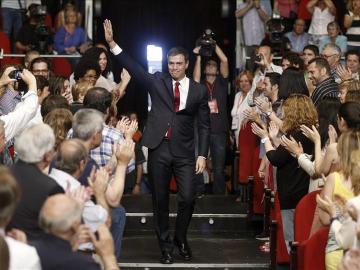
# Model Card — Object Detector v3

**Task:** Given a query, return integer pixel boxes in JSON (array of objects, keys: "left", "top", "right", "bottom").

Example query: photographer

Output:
[
  {"left": 15, "top": 4, "right": 52, "bottom": 54},
  {"left": 193, "top": 42, "right": 229, "bottom": 194},
  {"left": 0, "top": 67, "right": 39, "bottom": 143}
]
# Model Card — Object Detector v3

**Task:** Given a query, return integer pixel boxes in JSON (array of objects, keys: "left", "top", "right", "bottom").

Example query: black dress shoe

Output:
[
  {"left": 160, "top": 251, "right": 174, "bottom": 264},
  {"left": 174, "top": 239, "right": 192, "bottom": 260}
]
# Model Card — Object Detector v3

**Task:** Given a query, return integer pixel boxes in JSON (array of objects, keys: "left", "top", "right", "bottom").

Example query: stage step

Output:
[
  {"left": 119, "top": 235, "right": 270, "bottom": 269},
  {"left": 122, "top": 194, "right": 255, "bottom": 235}
]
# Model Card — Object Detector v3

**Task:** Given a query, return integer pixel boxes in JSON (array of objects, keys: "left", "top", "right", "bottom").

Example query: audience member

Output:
[
  {"left": 54, "top": 8, "right": 89, "bottom": 55},
  {"left": 0, "top": 65, "right": 22, "bottom": 116},
  {"left": 235, "top": 0, "right": 270, "bottom": 59},
  {"left": 274, "top": 0, "right": 299, "bottom": 32},
  {"left": 0, "top": 166, "right": 41, "bottom": 270},
  {"left": 307, "top": 57, "right": 339, "bottom": 106},
  {"left": 346, "top": 89, "right": 360, "bottom": 103},
  {"left": 48, "top": 76, "right": 73, "bottom": 103},
  {"left": 319, "top": 21, "right": 348, "bottom": 54},
  {"left": 40, "top": 95, "right": 70, "bottom": 118},
  {"left": 307, "top": 0, "right": 336, "bottom": 47},
  {"left": 55, "top": 0, "right": 82, "bottom": 30},
  {"left": 252, "top": 94, "right": 317, "bottom": 253},
  {"left": 321, "top": 43, "right": 342, "bottom": 81},
  {"left": 281, "top": 52, "right": 305, "bottom": 70},
  {"left": 344, "top": 0, "right": 360, "bottom": 52},
  {"left": 231, "top": 71, "right": 253, "bottom": 147},
  {"left": 43, "top": 108, "right": 73, "bottom": 150},
  {"left": 73, "top": 58, "right": 101, "bottom": 88},
  {"left": 8, "top": 124, "right": 64, "bottom": 240},
  {"left": 278, "top": 67, "right": 309, "bottom": 100},
  {"left": 284, "top": 19, "right": 309, "bottom": 53},
  {"left": 345, "top": 50, "right": 360, "bottom": 80},
  {"left": 32, "top": 194, "right": 119, "bottom": 270},
  {"left": 302, "top": 44, "right": 320, "bottom": 68},
  {"left": 1, "top": 0, "right": 25, "bottom": 49},
  {"left": 30, "top": 57, "right": 52, "bottom": 80}
]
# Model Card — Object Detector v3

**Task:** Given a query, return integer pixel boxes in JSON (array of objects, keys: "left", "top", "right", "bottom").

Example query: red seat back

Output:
[
  {"left": 297, "top": 227, "right": 329, "bottom": 270},
  {"left": 294, "top": 190, "right": 321, "bottom": 242},
  {"left": 52, "top": 57, "right": 72, "bottom": 77}
]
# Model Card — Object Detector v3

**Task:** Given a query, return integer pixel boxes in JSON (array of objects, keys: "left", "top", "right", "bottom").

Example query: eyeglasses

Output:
[{"left": 320, "top": 54, "right": 338, "bottom": 59}]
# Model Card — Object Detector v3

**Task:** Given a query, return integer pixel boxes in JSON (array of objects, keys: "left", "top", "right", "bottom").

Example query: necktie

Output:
[{"left": 174, "top": 81, "right": 180, "bottom": 112}]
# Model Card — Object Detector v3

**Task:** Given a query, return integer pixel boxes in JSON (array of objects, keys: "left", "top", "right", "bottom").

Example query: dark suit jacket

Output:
[
  {"left": 32, "top": 233, "right": 100, "bottom": 270},
  {"left": 8, "top": 160, "right": 64, "bottom": 240},
  {"left": 114, "top": 51, "right": 210, "bottom": 158}
]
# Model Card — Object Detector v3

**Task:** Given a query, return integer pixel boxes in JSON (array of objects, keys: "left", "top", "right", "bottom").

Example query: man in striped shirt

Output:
[{"left": 307, "top": 57, "right": 339, "bottom": 107}]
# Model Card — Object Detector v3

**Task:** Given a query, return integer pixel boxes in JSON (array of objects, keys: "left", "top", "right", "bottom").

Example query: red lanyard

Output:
[{"left": 205, "top": 81, "right": 215, "bottom": 98}]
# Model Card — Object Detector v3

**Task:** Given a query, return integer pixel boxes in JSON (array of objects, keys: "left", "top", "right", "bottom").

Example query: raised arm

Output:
[
  {"left": 193, "top": 47, "right": 201, "bottom": 83},
  {"left": 307, "top": 0, "right": 318, "bottom": 14},
  {"left": 215, "top": 45, "right": 229, "bottom": 78}
]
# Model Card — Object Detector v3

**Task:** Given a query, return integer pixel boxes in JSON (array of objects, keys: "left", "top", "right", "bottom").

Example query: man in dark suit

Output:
[
  {"left": 104, "top": 20, "right": 210, "bottom": 264},
  {"left": 8, "top": 123, "right": 64, "bottom": 240}
]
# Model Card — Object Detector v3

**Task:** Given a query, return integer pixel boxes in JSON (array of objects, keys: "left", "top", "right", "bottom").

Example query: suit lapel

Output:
[{"left": 184, "top": 79, "right": 195, "bottom": 109}]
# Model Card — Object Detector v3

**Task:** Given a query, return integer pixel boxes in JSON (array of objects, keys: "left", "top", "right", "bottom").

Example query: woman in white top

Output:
[
  {"left": 231, "top": 70, "right": 253, "bottom": 147},
  {"left": 307, "top": 0, "right": 336, "bottom": 47}
]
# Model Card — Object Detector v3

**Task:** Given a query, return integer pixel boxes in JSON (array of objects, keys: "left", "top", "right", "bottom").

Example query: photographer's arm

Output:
[
  {"left": 0, "top": 70, "right": 38, "bottom": 142},
  {"left": 215, "top": 45, "right": 229, "bottom": 79},
  {"left": 193, "top": 47, "right": 201, "bottom": 83},
  {"left": 306, "top": 0, "right": 318, "bottom": 14}
]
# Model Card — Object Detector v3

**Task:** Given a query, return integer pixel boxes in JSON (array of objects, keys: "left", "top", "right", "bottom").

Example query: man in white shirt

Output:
[
  {"left": 0, "top": 167, "right": 41, "bottom": 270},
  {"left": 49, "top": 139, "right": 110, "bottom": 250}
]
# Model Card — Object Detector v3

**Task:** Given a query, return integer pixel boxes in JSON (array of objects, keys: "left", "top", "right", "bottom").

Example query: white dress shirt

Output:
[
  {"left": 172, "top": 76, "right": 189, "bottom": 111},
  {"left": 0, "top": 229, "right": 41, "bottom": 270},
  {"left": 0, "top": 91, "right": 38, "bottom": 142},
  {"left": 49, "top": 168, "right": 107, "bottom": 249}
]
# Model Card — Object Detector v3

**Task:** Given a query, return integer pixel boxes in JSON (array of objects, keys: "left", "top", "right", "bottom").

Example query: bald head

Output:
[
  {"left": 39, "top": 194, "right": 82, "bottom": 234},
  {"left": 55, "top": 139, "right": 88, "bottom": 175}
]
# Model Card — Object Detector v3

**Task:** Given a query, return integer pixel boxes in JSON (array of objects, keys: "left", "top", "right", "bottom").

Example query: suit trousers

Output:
[{"left": 148, "top": 139, "right": 196, "bottom": 252}]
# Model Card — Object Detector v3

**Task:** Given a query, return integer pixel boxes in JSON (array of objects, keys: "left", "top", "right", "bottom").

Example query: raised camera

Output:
[
  {"left": 8, "top": 70, "right": 22, "bottom": 81},
  {"left": 254, "top": 54, "right": 262, "bottom": 62}
]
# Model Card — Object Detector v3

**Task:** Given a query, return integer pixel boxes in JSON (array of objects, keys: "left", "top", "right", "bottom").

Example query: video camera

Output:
[
  {"left": 196, "top": 29, "right": 216, "bottom": 57},
  {"left": 29, "top": 4, "right": 51, "bottom": 54}
]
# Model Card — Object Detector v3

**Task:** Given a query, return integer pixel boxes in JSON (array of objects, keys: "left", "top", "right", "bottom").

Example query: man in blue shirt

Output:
[{"left": 285, "top": 19, "right": 309, "bottom": 53}]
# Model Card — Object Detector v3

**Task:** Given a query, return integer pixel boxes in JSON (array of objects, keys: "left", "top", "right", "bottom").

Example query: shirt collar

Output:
[{"left": 172, "top": 76, "right": 187, "bottom": 87}]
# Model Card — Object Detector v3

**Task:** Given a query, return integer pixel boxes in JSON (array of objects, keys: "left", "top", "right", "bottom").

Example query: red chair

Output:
[
  {"left": 0, "top": 31, "right": 11, "bottom": 53},
  {"left": 296, "top": 227, "right": 329, "bottom": 270},
  {"left": 52, "top": 57, "right": 72, "bottom": 77},
  {"left": 294, "top": 190, "right": 321, "bottom": 242}
]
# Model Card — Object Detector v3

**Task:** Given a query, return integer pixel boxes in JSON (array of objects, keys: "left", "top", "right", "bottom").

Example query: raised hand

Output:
[
  {"left": 300, "top": 124, "right": 321, "bottom": 144},
  {"left": 115, "top": 139, "right": 135, "bottom": 165},
  {"left": 280, "top": 135, "right": 303, "bottom": 157},
  {"left": 116, "top": 117, "right": 131, "bottom": 134},
  {"left": 251, "top": 122, "right": 268, "bottom": 139},
  {"left": 103, "top": 19, "right": 116, "bottom": 48},
  {"left": 124, "top": 120, "right": 138, "bottom": 140},
  {"left": 268, "top": 121, "right": 279, "bottom": 141},
  {"left": 255, "top": 97, "right": 271, "bottom": 114},
  {"left": 336, "top": 64, "right": 352, "bottom": 82}
]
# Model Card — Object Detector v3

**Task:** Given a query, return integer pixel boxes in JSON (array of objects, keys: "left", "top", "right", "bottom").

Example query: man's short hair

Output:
[
  {"left": 29, "top": 57, "right": 51, "bottom": 71},
  {"left": 345, "top": 50, "right": 360, "bottom": 62},
  {"left": 265, "top": 72, "right": 281, "bottom": 87},
  {"left": 308, "top": 57, "right": 331, "bottom": 75},
  {"left": 167, "top": 47, "right": 189, "bottom": 62},
  {"left": 303, "top": 45, "right": 319, "bottom": 56},
  {"left": 323, "top": 43, "right": 342, "bottom": 56},
  {"left": 282, "top": 52, "right": 304, "bottom": 70},
  {"left": 0, "top": 167, "right": 20, "bottom": 226},
  {"left": 83, "top": 87, "right": 112, "bottom": 114},
  {"left": 72, "top": 109, "right": 104, "bottom": 141},
  {"left": 15, "top": 124, "right": 55, "bottom": 163},
  {"left": 55, "top": 139, "right": 88, "bottom": 175}
]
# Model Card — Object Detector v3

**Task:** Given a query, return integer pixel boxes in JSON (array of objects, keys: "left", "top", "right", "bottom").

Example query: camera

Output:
[
  {"left": 255, "top": 54, "right": 262, "bottom": 63},
  {"left": 8, "top": 70, "right": 27, "bottom": 93},
  {"left": 28, "top": 4, "right": 50, "bottom": 54},
  {"left": 196, "top": 29, "right": 216, "bottom": 57},
  {"left": 8, "top": 70, "right": 23, "bottom": 81}
]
